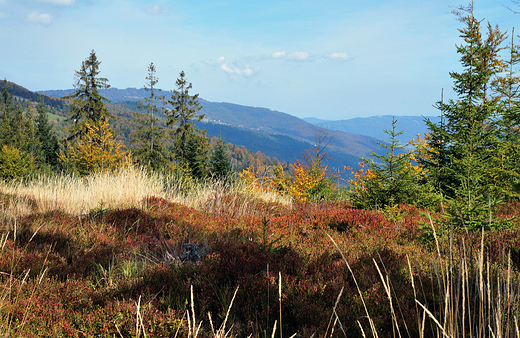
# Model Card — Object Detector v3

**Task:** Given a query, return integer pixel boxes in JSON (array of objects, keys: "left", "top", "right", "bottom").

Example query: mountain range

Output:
[
  {"left": 38, "top": 87, "right": 390, "bottom": 169},
  {"left": 304, "top": 115, "right": 440, "bottom": 145},
  {"left": 6, "top": 84, "right": 435, "bottom": 172}
]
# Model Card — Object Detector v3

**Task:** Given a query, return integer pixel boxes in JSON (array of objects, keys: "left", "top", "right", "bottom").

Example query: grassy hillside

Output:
[{"left": 1, "top": 167, "right": 519, "bottom": 337}]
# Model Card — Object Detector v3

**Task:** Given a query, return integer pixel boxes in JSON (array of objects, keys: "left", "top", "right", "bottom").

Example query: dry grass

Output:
[
  {"left": 0, "top": 195, "right": 34, "bottom": 226},
  {"left": 0, "top": 166, "right": 164, "bottom": 216},
  {"left": 329, "top": 218, "right": 520, "bottom": 338},
  {"left": 0, "top": 166, "right": 292, "bottom": 218}
]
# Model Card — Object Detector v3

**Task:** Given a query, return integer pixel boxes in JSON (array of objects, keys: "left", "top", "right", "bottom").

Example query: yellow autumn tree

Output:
[
  {"left": 285, "top": 160, "right": 325, "bottom": 202},
  {"left": 239, "top": 161, "right": 323, "bottom": 201},
  {"left": 59, "top": 118, "right": 131, "bottom": 176}
]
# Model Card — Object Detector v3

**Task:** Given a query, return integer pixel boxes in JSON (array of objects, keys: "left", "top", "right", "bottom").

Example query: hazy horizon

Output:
[{"left": 2, "top": 0, "right": 518, "bottom": 120}]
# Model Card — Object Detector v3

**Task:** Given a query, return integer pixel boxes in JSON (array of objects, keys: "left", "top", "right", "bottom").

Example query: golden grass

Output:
[
  {"left": 0, "top": 166, "right": 165, "bottom": 216},
  {"left": 329, "top": 219, "right": 520, "bottom": 338},
  {"left": 0, "top": 166, "right": 292, "bottom": 218}
]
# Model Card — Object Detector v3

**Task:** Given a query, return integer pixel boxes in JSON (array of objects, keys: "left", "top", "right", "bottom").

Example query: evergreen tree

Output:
[
  {"left": 22, "top": 107, "right": 41, "bottom": 161},
  {"left": 422, "top": 3, "right": 515, "bottom": 228},
  {"left": 0, "top": 80, "right": 15, "bottom": 147},
  {"left": 209, "top": 138, "right": 233, "bottom": 180},
  {"left": 36, "top": 98, "right": 60, "bottom": 168},
  {"left": 0, "top": 81, "right": 35, "bottom": 155},
  {"left": 488, "top": 29, "right": 520, "bottom": 198},
  {"left": 166, "top": 71, "right": 209, "bottom": 175},
  {"left": 131, "top": 62, "right": 168, "bottom": 170},
  {"left": 351, "top": 117, "right": 417, "bottom": 209},
  {"left": 184, "top": 134, "right": 208, "bottom": 179},
  {"left": 425, "top": 4, "right": 506, "bottom": 195},
  {"left": 166, "top": 71, "right": 206, "bottom": 162},
  {"left": 64, "top": 50, "right": 112, "bottom": 140}
]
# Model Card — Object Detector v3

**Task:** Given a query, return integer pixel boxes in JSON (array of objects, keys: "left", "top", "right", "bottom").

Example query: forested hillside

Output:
[{"left": 40, "top": 87, "right": 386, "bottom": 164}]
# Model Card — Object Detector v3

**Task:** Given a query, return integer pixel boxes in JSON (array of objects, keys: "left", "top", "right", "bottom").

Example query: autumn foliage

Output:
[
  {"left": 240, "top": 159, "right": 330, "bottom": 202},
  {"left": 59, "top": 118, "right": 131, "bottom": 176}
]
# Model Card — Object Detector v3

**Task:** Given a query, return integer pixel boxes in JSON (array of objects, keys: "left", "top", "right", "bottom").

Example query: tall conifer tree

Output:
[
  {"left": 36, "top": 98, "right": 60, "bottom": 168},
  {"left": 210, "top": 138, "right": 233, "bottom": 180},
  {"left": 64, "top": 50, "right": 112, "bottom": 140},
  {"left": 166, "top": 71, "right": 208, "bottom": 174},
  {"left": 423, "top": 3, "right": 511, "bottom": 227},
  {"left": 132, "top": 62, "right": 168, "bottom": 170}
]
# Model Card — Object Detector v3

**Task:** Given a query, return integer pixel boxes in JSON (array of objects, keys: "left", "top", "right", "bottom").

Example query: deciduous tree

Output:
[{"left": 59, "top": 117, "right": 130, "bottom": 176}]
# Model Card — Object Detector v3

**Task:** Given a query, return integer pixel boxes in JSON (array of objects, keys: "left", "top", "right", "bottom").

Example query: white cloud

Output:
[
  {"left": 27, "top": 11, "right": 53, "bottom": 24},
  {"left": 325, "top": 52, "right": 350, "bottom": 61},
  {"left": 213, "top": 57, "right": 258, "bottom": 77},
  {"left": 287, "top": 51, "right": 309, "bottom": 60},
  {"left": 37, "top": 0, "right": 76, "bottom": 5},
  {"left": 146, "top": 4, "right": 171, "bottom": 15},
  {"left": 272, "top": 51, "right": 310, "bottom": 61}
]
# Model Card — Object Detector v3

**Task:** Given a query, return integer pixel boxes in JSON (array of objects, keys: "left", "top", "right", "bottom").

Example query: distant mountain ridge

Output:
[
  {"left": 304, "top": 115, "right": 440, "bottom": 144},
  {"left": 40, "top": 87, "right": 436, "bottom": 146},
  {"left": 39, "top": 87, "right": 387, "bottom": 166},
  {"left": 3, "top": 81, "right": 65, "bottom": 110}
]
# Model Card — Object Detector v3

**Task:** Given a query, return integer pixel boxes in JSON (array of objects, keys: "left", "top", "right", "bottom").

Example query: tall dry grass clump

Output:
[
  {"left": 412, "top": 225, "right": 520, "bottom": 338},
  {"left": 166, "top": 176, "right": 291, "bottom": 218},
  {"left": 330, "top": 219, "right": 520, "bottom": 338},
  {"left": 0, "top": 166, "right": 291, "bottom": 218},
  {"left": 0, "top": 166, "right": 165, "bottom": 216}
]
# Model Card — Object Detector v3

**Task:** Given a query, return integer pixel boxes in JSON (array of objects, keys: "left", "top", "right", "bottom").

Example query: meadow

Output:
[{"left": 0, "top": 166, "right": 519, "bottom": 337}]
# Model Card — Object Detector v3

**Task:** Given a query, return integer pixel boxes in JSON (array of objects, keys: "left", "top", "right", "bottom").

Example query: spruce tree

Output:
[
  {"left": 131, "top": 62, "right": 168, "bottom": 171},
  {"left": 22, "top": 107, "right": 41, "bottom": 161},
  {"left": 36, "top": 98, "right": 60, "bottom": 168},
  {"left": 166, "top": 71, "right": 209, "bottom": 174},
  {"left": 424, "top": 3, "right": 511, "bottom": 228},
  {"left": 184, "top": 134, "right": 208, "bottom": 179},
  {"left": 209, "top": 138, "right": 233, "bottom": 181},
  {"left": 351, "top": 117, "right": 417, "bottom": 209},
  {"left": 0, "top": 80, "right": 15, "bottom": 147},
  {"left": 64, "top": 50, "right": 112, "bottom": 140},
  {"left": 489, "top": 29, "right": 520, "bottom": 198}
]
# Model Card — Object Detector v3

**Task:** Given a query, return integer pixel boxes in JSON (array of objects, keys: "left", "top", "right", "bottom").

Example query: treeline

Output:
[
  {"left": 347, "top": 4, "right": 520, "bottom": 229},
  {"left": 0, "top": 81, "right": 60, "bottom": 179},
  {"left": 4, "top": 81, "right": 65, "bottom": 111},
  {"left": 0, "top": 53, "right": 281, "bottom": 182}
]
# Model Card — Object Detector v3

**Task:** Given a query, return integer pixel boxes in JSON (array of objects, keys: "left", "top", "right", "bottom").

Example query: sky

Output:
[{"left": 0, "top": 0, "right": 519, "bottom": 120}]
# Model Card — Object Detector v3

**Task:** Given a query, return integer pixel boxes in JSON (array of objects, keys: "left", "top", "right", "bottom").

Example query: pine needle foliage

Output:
[
  {"left": 64, "top": 50, "right": 112, "bottom": 140},
  {"left": 131, "top": 62, "right": 168, "bottom": 171}
]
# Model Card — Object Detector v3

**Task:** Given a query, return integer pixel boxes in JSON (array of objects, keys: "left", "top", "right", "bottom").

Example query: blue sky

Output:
[{"left": 0, "top": 0, "right": 518, "bottom": 120}]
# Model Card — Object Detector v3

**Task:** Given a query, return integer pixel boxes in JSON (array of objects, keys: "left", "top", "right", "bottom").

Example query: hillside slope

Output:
[{"left": 40, "top": 87, "right": 386, "bottom": 165}]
